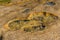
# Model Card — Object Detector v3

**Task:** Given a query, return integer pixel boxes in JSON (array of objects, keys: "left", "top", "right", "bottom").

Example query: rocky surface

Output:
[{"left": 0, "top": 0, "right": 60, "bottom": 40}]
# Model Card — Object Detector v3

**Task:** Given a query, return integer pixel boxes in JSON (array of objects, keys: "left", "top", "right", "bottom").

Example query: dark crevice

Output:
[
  {"left": 23, "top": 20, "right": 30, "bottom": 22},
  {"left": 0, "top": 35, "right": 3, "bottom": 40},
  {"left": 43, "top": 12, "right": 46, "bottom": 16},
  {"left": 13, "top": 20, "right": 20, "bottom": 23}
]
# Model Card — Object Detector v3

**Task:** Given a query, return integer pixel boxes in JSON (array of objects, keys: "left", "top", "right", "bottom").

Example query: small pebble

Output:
[
  {"left": 22, "top": 8, "right": 30, "bottom": 13},
  {"left": 40, "top": 24, "right": 46, "bottom": 30},
  {"left": 46, "top": 2, "right": 55, "bottom": 6}
]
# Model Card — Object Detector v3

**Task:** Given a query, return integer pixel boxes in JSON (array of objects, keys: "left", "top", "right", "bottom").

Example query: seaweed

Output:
[
  {"left": 0, "top": 0, "right": 11, "bottom": 4},
  {"left": 24, "top": 28, "right": 31, "bottom": 32},
  {"left": 8, "top": 20, "right": 21, "bottom": 30}
]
